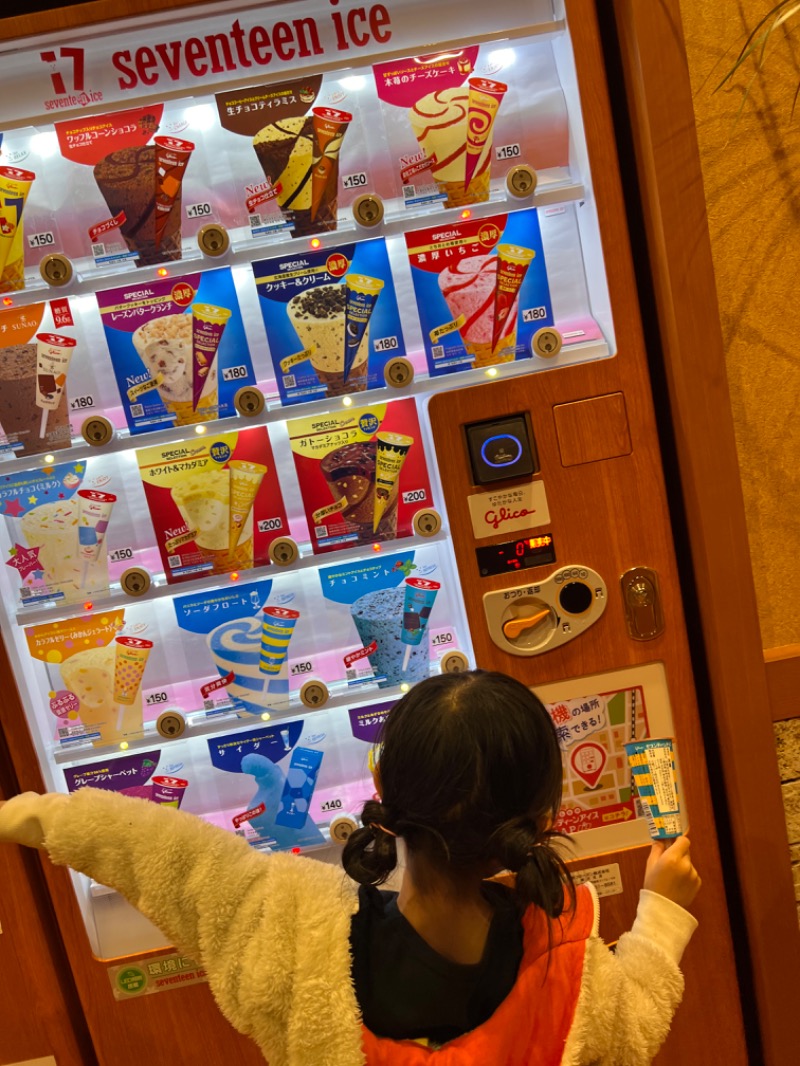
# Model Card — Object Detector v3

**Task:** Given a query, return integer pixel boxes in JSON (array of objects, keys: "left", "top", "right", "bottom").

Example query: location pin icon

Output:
[{"left": 570, "top": 742, "right": 607, "bottom": 790}]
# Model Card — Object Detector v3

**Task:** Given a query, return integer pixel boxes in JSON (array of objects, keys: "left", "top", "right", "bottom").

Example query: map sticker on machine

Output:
[
  {"left": 97, "top": 267, "right": 256, "bottom": 434},
  {"left": 288, "top": 399, "right": 431, "bottom": 554},
  {"left": 137, "top": 425, "right": 287, "bottom": 583},
  {"left": 0, "top": 297, "right": 93, "bottom": 458},
  {"left": 406, "top": 208, "right": 553, "bottom": 374},
  {"left": 372, "top": 37, "right": 569, "bottom": 209},
  {"left": 214, "top": 72, "right": 377, "bottom": 240},
  {"left": 54, "top": 102, "right": 215, "bottom": 269},
  {"left": 253, "top": 237, "right": 406, "bottom": 405}
]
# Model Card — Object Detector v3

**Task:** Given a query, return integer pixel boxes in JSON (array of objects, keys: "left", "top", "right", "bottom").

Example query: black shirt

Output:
[{"left": 349, "top": 881, "right": 525, "bottom": 1046}]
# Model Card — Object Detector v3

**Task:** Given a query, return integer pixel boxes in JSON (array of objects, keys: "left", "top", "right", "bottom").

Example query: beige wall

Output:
[{"left": 680, "top": 0, "right": 800, "bottom": 652}]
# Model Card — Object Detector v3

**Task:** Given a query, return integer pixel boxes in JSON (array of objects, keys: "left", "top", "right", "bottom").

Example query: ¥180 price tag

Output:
[
  {"left": 69, "top": 395, "right": 95, "bottom": 411},
  {"left": 222, "top": 365, "right": 248, "bottom": 382}
]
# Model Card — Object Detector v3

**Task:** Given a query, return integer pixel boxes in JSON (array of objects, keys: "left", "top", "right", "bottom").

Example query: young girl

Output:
[{"left": 0, "top": 669, "right": 700, "bottom": 1065}]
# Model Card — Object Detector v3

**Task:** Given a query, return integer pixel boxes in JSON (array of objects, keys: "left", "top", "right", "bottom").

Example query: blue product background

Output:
[
  {"left": 319, "top": 550, "right": 418, "bottom": 606},
  {"left": 253, "top": 238, "right": 406, "bottom": 406},
  {"left": 409, "top": 208, "right": 554, "bottom": 376},
  {"left": 173, "top": 579, "right": 274, "bottom": 635},
  {"left": 99, "top": 268, "right": 256, "bottom": 434}
]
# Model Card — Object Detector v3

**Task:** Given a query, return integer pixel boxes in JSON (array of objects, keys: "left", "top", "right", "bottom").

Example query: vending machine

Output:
[{"left": 0, "top": 0, "right": 752, "bottom": 1061}]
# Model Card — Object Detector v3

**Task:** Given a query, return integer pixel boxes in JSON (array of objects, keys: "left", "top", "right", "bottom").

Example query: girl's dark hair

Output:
[{"left": 342, "top": 670, "right": 575, "bottom": 918}]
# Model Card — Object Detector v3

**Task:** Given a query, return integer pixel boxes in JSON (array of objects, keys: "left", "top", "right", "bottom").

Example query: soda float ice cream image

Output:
[
  {"left": 287, "top": 284, "right": 371, "bottom": 396},
  {"left": 0, "top": 166, "right": 35, "bottom": 292},
  {"left": 228, "top": 460, "right": 266, "bottom": 552},
  {"left": 0, "top": 344, "right": 71, "bottom": 455},
  {"left": 59, "top": 643, "right": 144, "bottom": 745},
  {"left": 260, "top": 606, "right": 300, "bottom": 675},
  {"left": 76, "top": 489, "right": 116, "bottom": 588},
  {"left": 408, "top": 79, "right": 506, "bottom": 208},
  {"left": 624, "top": 737, "right": 683, "bottom": 840},
  {"left": 207, "top": 615, "right": 291, "bottom": 716},
  {"left": 400, "top": 577, "right": 440, "bottom": 671},
  {"left": 93, "top": 146, "right": 184, "bottom": 266},
  {"left": 350, "top": 586, "right": 430, "bottom": 688},
  {"left": 35, "top": 333, "right": 77, "bottom": 439},
  {"left": 113, "top": 635, "right": 153, "bottom": 705},
  {"left": 153, "top": 136, "right": 195, "bottom": 251},
  {"left": 20, "top": 499, "right": 108, "bottom": 598},
  {"left": 190, "top": 302, "right": 230, "bottom": 416},
  {"left": 373, "top": 432, "right": 413, "bottom": 533}
]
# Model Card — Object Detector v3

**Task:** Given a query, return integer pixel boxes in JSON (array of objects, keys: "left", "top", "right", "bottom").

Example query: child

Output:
[{"left": 0, "top": 670, "right": 700, "bottom": 1064}]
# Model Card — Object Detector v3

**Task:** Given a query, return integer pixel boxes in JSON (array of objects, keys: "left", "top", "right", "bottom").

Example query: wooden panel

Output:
[
  {"left": 765, "top": 647, "right": 800, "bottom": 722},
  {"left": 609, "top": 1, "right": 800, "bottom": 1061},
  {"left": 553, "top": 392, "right": 632, "bottom": 466}
]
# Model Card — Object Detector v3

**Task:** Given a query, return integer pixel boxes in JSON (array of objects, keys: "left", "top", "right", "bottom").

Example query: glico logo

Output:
[{"left": 484, "top": 505, "right": 536, "bottom": 531}]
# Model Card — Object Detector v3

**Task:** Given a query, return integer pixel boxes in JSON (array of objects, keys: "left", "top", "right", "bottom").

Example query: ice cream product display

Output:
[
  {"left": 153, "top": 136, "right": 195, "bottom": 250},
  {"left": 207, "top": 616, "right": 288, "bottom": 716},
  {"left": 624, "top": 738, "right": 683, "bottom": 839},
  {"left": 254, "top": 239, "right": 406, "bottom": 406},
  {"left": 310, "top": 108, "right": 352, "bottom": 225},
  {"left": 401, "top": 577, "right": 441, "bottom": 670},
  {"left": 113, "top": 636, "right": 153, "bottom": 705},
  {"left": 275, "top": 747, "right": 324, "bottom": 830},
  {"left": 151, "top": 775, "right": 189, "bottom": 807},
  {"left": 0, "top": 165, "right": 35, "bottom": 291},
  {"left": 289, "top": 401, "right": 430, "bottom": 554},
  {"left": 35, "top": 333, "right": 77, "bottom": 438},
  {"left": 260, "top": 607, "right": 300, "bottom": 675},
  {"left": 98, "top": 268, "right": 255, "bottom": 435},
  {"left": 351, "top": 587, "right": 430, "bottom": 688},
  {"left": 56, "top": 641, "right": 144, "bottom": 746},
  {"left": 138, "top": 427, "right": 287, "bottom": 584},
  {"left": 407, "top": 209, "right": 553, "bottom": 375},
  {"left": 76, "top": 489, "right": 116, "bottom": 587}
]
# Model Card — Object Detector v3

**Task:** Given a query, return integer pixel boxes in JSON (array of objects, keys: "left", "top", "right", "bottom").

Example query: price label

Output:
[
  {"left": 402, "top": 488, "right": 427, "bottom": 504},
  {"left": 257, "top": 517, "right": 283, "bottom": 532},
  {"left": 28, "top": 230, "right": 56, "bottom": 249},
  {"left": 109, "top": 546, "right": 134, "bottom": 563},
  {"left": 522, "top": 306, "right": 548, "bottom": 323},
  {"left": 69, "top": 395, "right": 95, "bottom": 411},
  {"left": 431, "top": 631, "right": 455, "bottom": 647},
  {"left": 342, "top": 172, "right": 368, "bottom": 190},
  {"left": 186, "top": 202, "right": 213, "bottom": 219},
  {"left": 495, "top": 143, "right": 521, "bottom": 160},
  {"left": 145, "top": 690, "right": 169, "bottom": 706},
  {"left": 290, "top": 660, "right": 314, "bottom": 676},
  {"left": 321, "top": 798, "right": 343, "bottom": 813},
  {"left": 222, "top": 365, "right": 248, "bottom": 382},
  {"left": 374, "top": 336, "right": 398, "bottom": 352}
]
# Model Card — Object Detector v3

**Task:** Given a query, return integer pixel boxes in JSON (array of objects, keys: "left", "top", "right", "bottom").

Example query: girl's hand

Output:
[{"left": 643, "top": 832, "right": 701, "bottom": 910}]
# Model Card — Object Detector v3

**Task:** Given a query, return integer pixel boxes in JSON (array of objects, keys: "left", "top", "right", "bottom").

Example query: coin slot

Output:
[{"left": 558, "top": 581, "right": 593, "bottom": 615}]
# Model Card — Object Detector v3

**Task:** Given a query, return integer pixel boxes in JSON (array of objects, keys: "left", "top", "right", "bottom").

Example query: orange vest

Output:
[{"left": 361, "top": 883, "right": 594, "bottom": 1066}]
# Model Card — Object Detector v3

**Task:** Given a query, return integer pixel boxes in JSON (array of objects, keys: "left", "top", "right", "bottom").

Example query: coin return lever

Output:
[{"left": 483, "top": 564, "right": 607, "bottom": 657}]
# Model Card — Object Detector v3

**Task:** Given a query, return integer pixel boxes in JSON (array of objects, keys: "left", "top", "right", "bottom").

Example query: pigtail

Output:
[
  {"left": 490, "top": 817, "right": 575, "bottom": 919},
  {"left": 341, "top": 798, "right": 399, "bottom": 886}
]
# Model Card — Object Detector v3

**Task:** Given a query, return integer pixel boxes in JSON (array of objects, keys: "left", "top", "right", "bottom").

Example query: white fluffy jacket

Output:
[{"left": 0, "top": 789, "right": 697, "bottom": 1065}]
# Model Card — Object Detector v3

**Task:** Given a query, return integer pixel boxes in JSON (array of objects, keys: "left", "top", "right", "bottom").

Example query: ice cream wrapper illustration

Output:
[
  {"left": 0, "top": 166, "right": 35, "bottom": 291},
  {"left": 492, "top": 244, "right": 535, "bottom": 363},
  {"left": 203, "top": 604, "right": 292, "bottom": 717},
  {"left": 310, "top": 107, "right": 351, "bottom": 223},
  {"left": 401, "top": 578, "right": 440, "bottom": 646},
  {"left": 151, "top": 775, "right": 188, "bottom": 807},
  {"left": 190, "top": 302, "right": 230, "bottom": 415},
  {"left": 154, "top": 136, "right": 195, "bottom": 249},
  {"left": 76, "top": 489, "right": 116, "bottom": 585},
  {"left": 464, "top": 78, "right": 508, "bottom": 189},
  {"left": 624, "top": 737, "right": 682, "bottom": 839},
  {"left": 113, "top": 636, "right": 153, "bottom": 705},
  {"left": 373, "top": 431, "right": 413, "bottom": 533},
  {"left": 229, "top": 460, "right": 267, "bottom": 552},
  {"left": 35, "top": 333, "right": 77, "bottom": 438},
  {"left": 344, "top": 274, "right": 383, "bottom": 386},
  {"left": 260, "top": 606, "right": 300, "bottom": 675},
  {"left": 351, "top": 586, "right": 430, "bottom": 688}
]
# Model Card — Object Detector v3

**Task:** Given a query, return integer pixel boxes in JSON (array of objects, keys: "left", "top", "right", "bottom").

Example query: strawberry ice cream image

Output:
[{"left": 438, "top": 254, "right": 499, "bottom": 367}]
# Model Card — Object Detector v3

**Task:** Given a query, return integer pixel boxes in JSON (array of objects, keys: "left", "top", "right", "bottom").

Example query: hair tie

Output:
[{"left": 370, "top": 822, "right": 397, "bottom": 838}]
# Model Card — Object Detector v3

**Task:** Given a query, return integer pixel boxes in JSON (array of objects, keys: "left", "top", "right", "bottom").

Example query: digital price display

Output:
[{"left": 476, "top": 533, "right": 556, "bottom": 577}]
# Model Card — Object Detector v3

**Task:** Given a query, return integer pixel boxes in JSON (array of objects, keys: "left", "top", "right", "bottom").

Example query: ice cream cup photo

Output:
[
  {"left": 153, "top": 136, "right": 195, "bottom": 250},
  {"left": 76, "top": 488, "right": 117, "bottom": 587},
  {"left": 0, "top": 165, "right": 35, "bottom": 291},
  {"left": 190, "top": 302, "right": 230, "bottom": 417},
  {"left": 343, "top": 274, "right": 383, "bottom": 391},
  {"left": 401, "top": 577, "right": 441, "bottom": 671},
  {"left": 228, "top": 460, "right": 267, "bottom": 552},
  {"left": 310, "top": 107, "right": 352, "bottom": 227},
  {"left": 151, "top": 775, "right": 189, "bottom": 808},
  {"left": 113, "top": 636, "right": 154, "bottom": 706},
  {"left": 624, "top": 737, "right": 683, "bottom": 839},
  {"left": 351, "top": 587, "right": 431, "bottom": 688},
  {"left": 373, "top": 431, "right": 413, "bottom": 533},
  {"left": 35, "top": 333, "right": 77, "bottom": 438},
  {"left": 491, "top": 244, "right": 535, "bottom": 364},
  {"left": 259, "top": 606, "right": 300, "bottom": 675}
]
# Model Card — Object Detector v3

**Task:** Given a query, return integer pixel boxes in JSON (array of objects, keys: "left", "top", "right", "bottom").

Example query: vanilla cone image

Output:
[
  {"left": 408, "top": 88, "right": 496, "bottom": 207},
  {"left": 287, "top": 284, "right": 370, "bottom": 396},
  {"left": 171, "top": 465, "right": 253, "bottom": 574},
  {"left": 228, "top": 460, "right": 266, "bottom": 552},
  {"left": 132, "top": 314, "right": 216, "bottom": 426}
]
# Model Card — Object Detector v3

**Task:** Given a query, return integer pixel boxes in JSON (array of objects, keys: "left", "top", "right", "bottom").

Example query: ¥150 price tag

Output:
[
  {"left": 109, "top": 546, "right": 134, "bottom": 563},
  {"left": 431, "top": 630, "right": 455, "bottom": 648},
  {"left": 495, "top": 143, "right": 521, "bottom": 160},
  {"left": 28, "top": 230, "right": 56, "bottom": 249},
  {"left": 145, "top": 690, "right": 170, "bottom": 706},
  {"left": 186, "top": 202, "right": 212, "bottom": 219},
  {"left": 342, "top": 172, "right": 368, "bottom": 190},
  {"left": 289, "top": 659, "right": 315, "bottom": 677}
]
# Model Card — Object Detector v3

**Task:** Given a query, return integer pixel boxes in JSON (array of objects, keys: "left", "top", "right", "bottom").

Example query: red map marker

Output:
[{"left": 570, "top": 742, "right": 607, "bottom": 789}]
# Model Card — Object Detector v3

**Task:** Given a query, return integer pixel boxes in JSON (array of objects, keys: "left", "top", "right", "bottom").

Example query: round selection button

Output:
[{"left": 480, "top": 433, "right": 523, "bottom": 468}]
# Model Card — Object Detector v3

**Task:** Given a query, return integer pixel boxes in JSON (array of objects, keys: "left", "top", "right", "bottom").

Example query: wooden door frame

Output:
[{"left": 603, "top": 1, "right": 800, "bottom": 1061}]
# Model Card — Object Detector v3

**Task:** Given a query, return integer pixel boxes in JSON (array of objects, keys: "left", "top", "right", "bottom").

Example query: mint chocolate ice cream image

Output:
[{"left": 350, "top": 586, "right": 430, "bottom": 689}]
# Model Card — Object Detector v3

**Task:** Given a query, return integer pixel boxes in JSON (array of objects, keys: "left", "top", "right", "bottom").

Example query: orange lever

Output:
[{"left": 502, "top": 608, "right": 551, "bottom": 640}]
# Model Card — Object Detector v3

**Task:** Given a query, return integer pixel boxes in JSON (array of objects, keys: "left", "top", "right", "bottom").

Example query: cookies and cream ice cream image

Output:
[{"left": 287, "top": 282, "right": 373, "bottom": 396}]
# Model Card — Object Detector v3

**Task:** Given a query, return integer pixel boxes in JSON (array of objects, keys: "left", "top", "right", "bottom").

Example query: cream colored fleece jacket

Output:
[{"left": 0, "top": 789, "right": 698, "bottom": 1066}]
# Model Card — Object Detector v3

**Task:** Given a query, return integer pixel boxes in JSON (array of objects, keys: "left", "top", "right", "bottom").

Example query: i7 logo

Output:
[{"left": 40, "top": 47, "right": 85, "bottom": 95}]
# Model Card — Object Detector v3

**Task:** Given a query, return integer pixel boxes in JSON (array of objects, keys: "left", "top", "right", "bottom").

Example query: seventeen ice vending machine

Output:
[{"left": 0, "top": 0, "right": 750, "bottom": 1061}]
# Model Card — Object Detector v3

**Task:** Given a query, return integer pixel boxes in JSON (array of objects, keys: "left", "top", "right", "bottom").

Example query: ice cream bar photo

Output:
[{"left": 76, "top": 488, "right": 117, "bottom": 587}]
